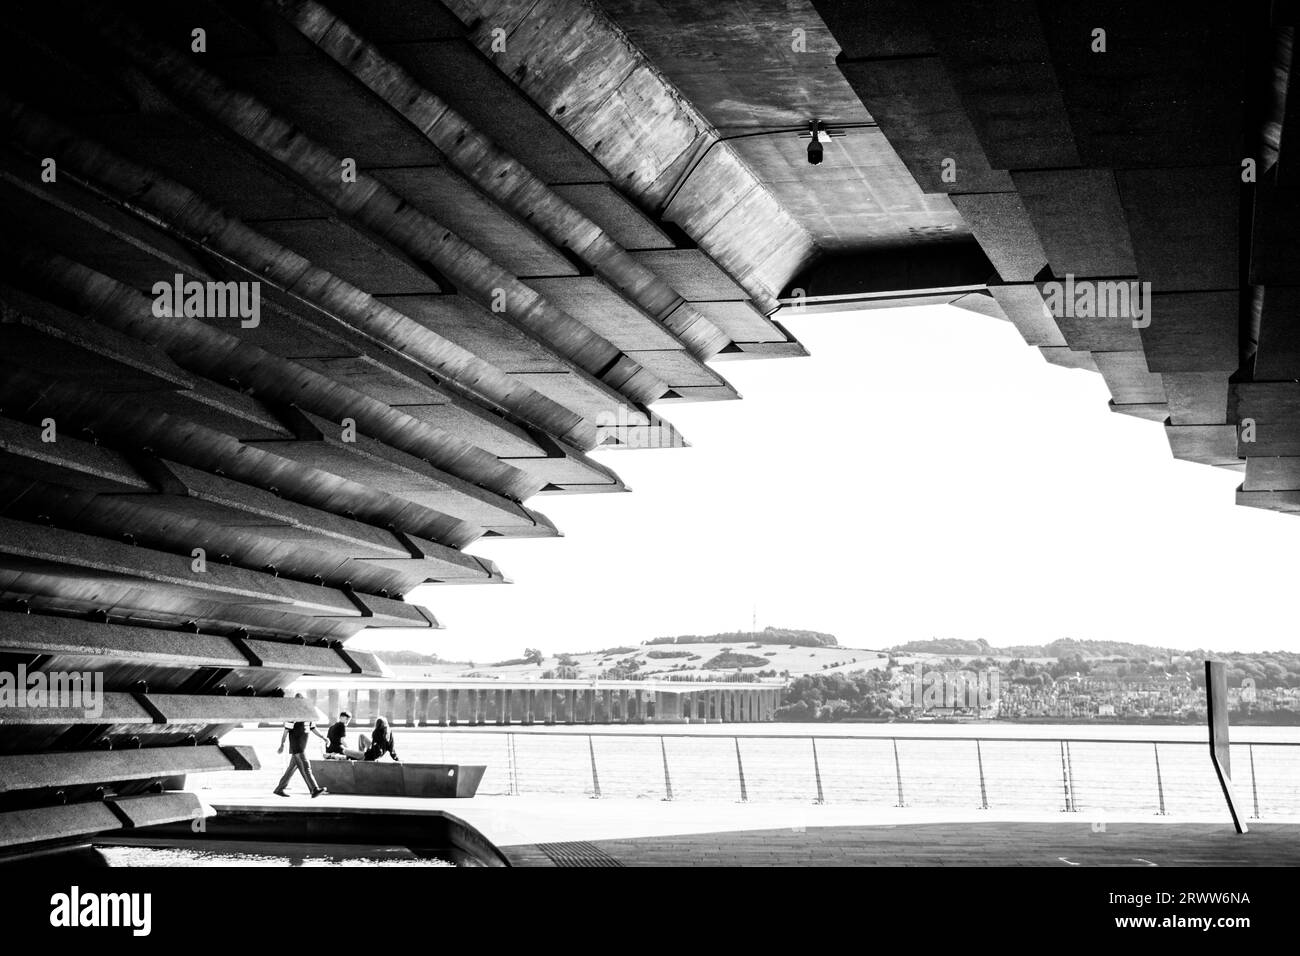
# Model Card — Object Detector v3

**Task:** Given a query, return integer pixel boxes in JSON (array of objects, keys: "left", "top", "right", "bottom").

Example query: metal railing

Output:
[{"left": 204, "top": 727, "right": 1300, "bottom": 819}]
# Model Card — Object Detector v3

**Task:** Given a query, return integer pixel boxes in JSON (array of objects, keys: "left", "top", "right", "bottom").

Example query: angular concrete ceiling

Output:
[{"left": 0, "top": 0, "right": 1287, "bottom": 852}]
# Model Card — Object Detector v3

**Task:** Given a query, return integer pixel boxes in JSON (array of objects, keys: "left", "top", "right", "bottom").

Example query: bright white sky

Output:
[{"left": 353, "top": 304, "right": 1295, "bottom": 661}]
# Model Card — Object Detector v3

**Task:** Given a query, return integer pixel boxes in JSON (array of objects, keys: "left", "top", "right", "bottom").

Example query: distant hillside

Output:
[
  {"left": 888, "top": 638, "right": 1190, "bottom": 660},
  {"left": 890, "top": 638, "right": 994, "bottom": 656},
  {"left": 999, "top": 638, "right": 1191, "bottom": 660},
  {"left": 371, "top": 650, "right": 470, "bottom": 667},
  {"left": 361, "top": 638, "right": 874, "bottom": 682},
  {"left": 648, "top": 626, "right": 838, "bottom": 648}
]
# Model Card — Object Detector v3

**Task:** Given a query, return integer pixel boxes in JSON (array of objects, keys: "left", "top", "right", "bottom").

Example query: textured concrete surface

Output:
[
  {"left": 210, "top": 792, "right": 1300, "bottom": 867},
  {"left": 504, "top": 821, "right": 1300, "bottom": 868}
]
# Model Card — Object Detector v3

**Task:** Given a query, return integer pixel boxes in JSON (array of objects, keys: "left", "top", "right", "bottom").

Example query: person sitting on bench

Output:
[
  {"left": 357, "top": 715, "right": 400, "bottom": 762},
  {"left": 324, "top": 710, "right": 364, "bottom": 760}
]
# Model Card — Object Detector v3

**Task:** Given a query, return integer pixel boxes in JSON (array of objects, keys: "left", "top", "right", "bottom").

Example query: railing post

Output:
[
  {"left": 735, "top": 737, "right": 748, "bottom": 803},
  {"left": 588, "top": 734, "right": 601, "bottom": 799},
  {"left": 660, "top": 735, "right": 673, "bottom": 801},
  {"left": 1249, "top": 744, "right": 1260, "bottom": 820},
  {"left": 1065, "top": 741, "right": 1077, "bottom": 811},
  {"left": 1059, "top": 741, "right": 1072, "bottom": 812},
  {"left": 892, "top": 738, "right": 904, "bottom": 808},
  {"left": 1153, "top": 742, "right": 1166, "bottom": 815},
  {"left": 506, "top": 732, "right": 517, "bottom": 796},
  {"left": 811, "top": 737, "right": 825, "bottom": 805},
  {"left": 976, "top": 739, "right": 989, "bottom": 810}
]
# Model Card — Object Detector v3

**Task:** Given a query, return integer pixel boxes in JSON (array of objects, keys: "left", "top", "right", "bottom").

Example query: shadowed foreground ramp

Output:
[{"left": 504, "top": 822, "right": 1300, "bottom": 867}]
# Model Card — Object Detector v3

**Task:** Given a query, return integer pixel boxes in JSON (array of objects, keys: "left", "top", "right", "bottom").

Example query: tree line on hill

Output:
[
  {"left": 892, "top": 640, "right": 1300, "bottom": 689},
  {"left": 888, "top": 637, "right": 1178, "bottom": 659},
  {"left": 648, "top": 626, "right": 838, "bottom": 648}
]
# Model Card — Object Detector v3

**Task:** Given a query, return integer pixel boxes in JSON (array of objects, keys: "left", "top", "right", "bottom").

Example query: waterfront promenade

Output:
[
  {"left": 205, "top": 792, "right": 1300, "bottom": 866},
  {"left": 206, "top": 725, "right": 1300, "bottom": 819},
  {"left": 193, "top": 722, "right": 1300, "bottom": 866}
]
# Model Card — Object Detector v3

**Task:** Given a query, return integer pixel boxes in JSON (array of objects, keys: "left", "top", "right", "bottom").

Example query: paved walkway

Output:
[
  {"left": 501, "top": 821, "right": 1300, "bottom": 867},
  {"left": 207, "top": 790, "right": 1300, "bottom": 867}
]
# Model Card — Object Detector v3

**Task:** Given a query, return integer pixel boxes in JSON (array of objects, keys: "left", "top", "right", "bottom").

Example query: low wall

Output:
[{"left": 310, "top": 760, "right": 485, "bottom": 798}]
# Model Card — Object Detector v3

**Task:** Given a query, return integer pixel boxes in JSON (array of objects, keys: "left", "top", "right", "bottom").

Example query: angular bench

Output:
[{"left": 309, "top": 760, "right": 485, "bottom": 798}]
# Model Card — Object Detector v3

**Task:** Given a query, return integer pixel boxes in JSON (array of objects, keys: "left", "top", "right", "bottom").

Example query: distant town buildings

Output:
[{"left": 923, "top": 669, "right": 1300, "bottom": 721}]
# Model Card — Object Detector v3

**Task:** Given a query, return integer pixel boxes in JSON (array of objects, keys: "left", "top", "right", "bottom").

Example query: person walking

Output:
[{"left": 274, "top": 695, "right": 329, "bottom": 797}]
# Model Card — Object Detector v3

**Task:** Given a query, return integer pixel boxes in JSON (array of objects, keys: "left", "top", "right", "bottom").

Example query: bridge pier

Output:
[{"left": 659, "top": 691, "right": 684, "bottom": 723}]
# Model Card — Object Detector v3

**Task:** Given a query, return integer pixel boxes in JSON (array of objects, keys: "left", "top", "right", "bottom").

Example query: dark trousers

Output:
[{"left": 276, "top": 752, "right": 319, "bottom": 793}]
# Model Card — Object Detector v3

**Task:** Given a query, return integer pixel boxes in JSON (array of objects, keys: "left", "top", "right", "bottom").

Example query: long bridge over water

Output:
[{"left": 293, "top": 677, "right": 783, "bottom": 726}]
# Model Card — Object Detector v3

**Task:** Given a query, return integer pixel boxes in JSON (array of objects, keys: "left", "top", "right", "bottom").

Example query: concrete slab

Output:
[
  {"left": 1012, "top": 169, "right": 1138, "bottom": 278},
  {"left": 950, "top": 193, "right": 1048, "bottom": 282},
  {"left": 836, "top": 56, "right": 1012, "bottom": 196}
]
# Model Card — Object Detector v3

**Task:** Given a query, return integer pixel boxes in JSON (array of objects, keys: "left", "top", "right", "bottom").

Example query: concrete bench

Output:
[{"left": 309, "top": 760, "right": 485, "bottom": 798}]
